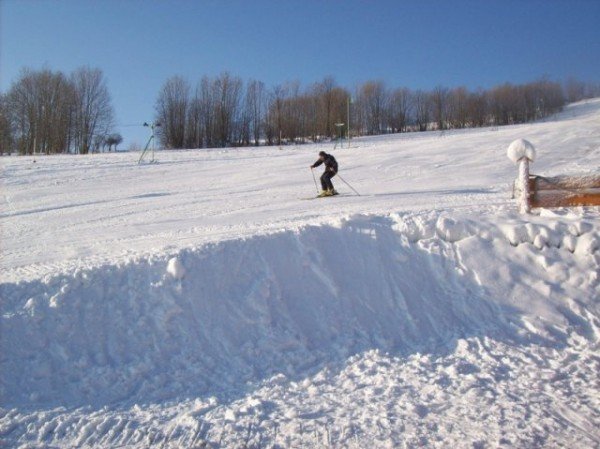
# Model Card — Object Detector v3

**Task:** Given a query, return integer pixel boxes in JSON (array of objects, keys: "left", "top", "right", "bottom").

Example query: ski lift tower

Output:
[
  {"left": 138, "top": 121, "right": 161, "bottom": 164},
  {"left": 334, "top": 123, "right": 345, "bottom": 149}
]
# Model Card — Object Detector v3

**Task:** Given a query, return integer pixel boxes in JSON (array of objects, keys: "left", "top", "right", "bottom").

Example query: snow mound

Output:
[
  {"left": 507, "top": 138, "right": 536, "bottom": 163},
  {"left": 435, "top": 215, "right": 473, "bottom": 242},
  {"left": 1, "top": 211, "right": 598, "bottom": 412}
]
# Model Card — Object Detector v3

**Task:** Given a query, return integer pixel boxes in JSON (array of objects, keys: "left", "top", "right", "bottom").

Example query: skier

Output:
[{"left": 310, "top": 151, "right": 339, "bottom": 197}]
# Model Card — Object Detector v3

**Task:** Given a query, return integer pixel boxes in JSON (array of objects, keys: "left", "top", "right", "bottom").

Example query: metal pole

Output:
[
  {"left": 311, "top": 168, "right": 319, "bottom": 194},
  {"left": 347, "top": 97, "right": 350, "bottom": 148},
  {"left": 151, "top": 124, "right": 155, "bottom": 162},
  {"left": 197, "top": 120, "right": 200, "bottom": 149},
  {"left": 336, "top": 173, "right": 360, "bottom": 196},
  {"left": 138, "top": 134, "right": 152, "bottom": 164}
]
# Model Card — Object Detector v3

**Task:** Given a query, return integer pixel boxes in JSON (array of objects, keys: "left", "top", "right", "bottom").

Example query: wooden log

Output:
[
  {"left": 532, "top": 188, "right": 600, "bottom": 208},
  {"left": 515, "top": 175, "right": 600, "bottom": 208},
  {"left": 532, "top": 174, "right": 600, "bottom": 191}
]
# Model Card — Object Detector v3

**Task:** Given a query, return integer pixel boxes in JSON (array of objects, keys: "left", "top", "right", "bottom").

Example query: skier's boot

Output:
[
  {"left": 317, "top": 190, "right": 330, "bottom": 197},
  {"left": 330, "top": 189, "right": 339, "bottom": 196}
]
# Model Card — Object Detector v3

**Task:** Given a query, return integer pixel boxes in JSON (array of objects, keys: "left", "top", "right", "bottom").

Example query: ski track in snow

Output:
[{"left": 0, "top": 99, "right": 599, "bottom": 448}]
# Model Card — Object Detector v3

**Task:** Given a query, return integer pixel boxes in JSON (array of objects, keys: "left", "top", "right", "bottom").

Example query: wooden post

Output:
[{"left": 517, "top": 157, "right": 531, "bottom": 214}]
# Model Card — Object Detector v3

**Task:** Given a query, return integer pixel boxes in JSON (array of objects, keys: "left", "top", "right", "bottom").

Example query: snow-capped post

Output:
[
  {"left": 507, "top": 139, "right": 536, "bottom": 214},
  {"left": 517, "top": 155, "right": 531, "bottom": 214}
]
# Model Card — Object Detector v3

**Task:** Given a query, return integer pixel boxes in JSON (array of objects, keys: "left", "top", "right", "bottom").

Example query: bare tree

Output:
[
  {"left": 245, "top": 79, "right": 265, "bottom": 146},
  {"left": 0, "top": 94, "right": 13, "bottom": 154},
  {"left": 315, "top": 77, "right": 335, "bottom": 137},
  {"left": 186, "top": 88, "right": 202, "bottom": 149},
  {"left": 92, "top": 133, "right": 106, "bottom": 153},
  {"left": 7, "top": 68, "right": 74, "bottom": 155},
  {"left": 489, "top": 83, "right": 517, "bottom": 125},
  {"left": 213, "top": 72, "right": 242, "bottom": 147},
  {"left": 584, "top": 81, "right": 600, "bottom": 98},
  {"left": 431, "top": 86, "right": 449, "bottom": 130},
  {"left": 356, "top": 81, "right": 387, "bottom": 135},
  {"left": 261, "top": 80, "right": 351, "bottom": 145},
  {"left": 413, "top": 90, "right": 431, "bottom": 132},
  {"left": 197, "top": 76, "right": 216, "bottom": 148},
  {"left": 327, "top": 85, "right": 351, "bottom": 138},
  {"left": 105, "top": 133, "right": 123, "bottom": 152},
  {"left": 268, "top": 84, "right": 288, "bottom": 145},
  {"left": 488, "top": 79, "right": 564, "bottom": 125},
  {"left": 387, "top": 87, "right": 412, "bottom": 133},
  {"left": 466, "top": 90, "right": 488, "bottom": 127},
  {"left": 447, "top": 87, "right": 469, "bottom": 129},
  {"left": 156, "top": 76, "right": 190, "bottom": 148},
  {"left": 71, "top": 67, "right": 114, "bottom": 154},
  {"left": 564, "top": 77, "right": 586, "bottom": 103}
]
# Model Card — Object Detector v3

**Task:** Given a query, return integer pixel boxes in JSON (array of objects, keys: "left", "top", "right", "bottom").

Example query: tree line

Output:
[
  {"left": 155, "top": 74, "right": 600, "bottom": 149},
  {"left": 0, "top": 67, "right": 121, "bottom": 155},
  {"left": 1, "top": 68, "right": 599, "bottom": 154}
]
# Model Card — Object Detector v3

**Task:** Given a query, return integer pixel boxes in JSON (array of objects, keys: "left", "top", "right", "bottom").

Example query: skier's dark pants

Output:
[{"left": 320, "top": 171, "right": 336, "bottom": 191}]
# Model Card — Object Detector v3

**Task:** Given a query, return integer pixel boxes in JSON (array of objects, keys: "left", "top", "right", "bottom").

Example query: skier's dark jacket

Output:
[{"left": 312, "top": 153, "right": 338, "bottom": 173}]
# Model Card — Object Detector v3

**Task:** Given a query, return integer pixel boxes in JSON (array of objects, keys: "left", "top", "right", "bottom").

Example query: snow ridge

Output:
[{"left": 1, "top": 210, "right": 599, "bottom": 448}]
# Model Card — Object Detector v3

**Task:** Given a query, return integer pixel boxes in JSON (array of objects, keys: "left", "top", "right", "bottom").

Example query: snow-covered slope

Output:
[
  {"left": 2, "top": 99, "right": 599, "bottom": 284},
  {"left": 1, "top": 99, "right": 599, "bottom": 448}
]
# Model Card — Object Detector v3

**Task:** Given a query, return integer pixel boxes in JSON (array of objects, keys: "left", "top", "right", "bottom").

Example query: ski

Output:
[{"left": 300, "top": 193, "right": 349, "bottom": 200}]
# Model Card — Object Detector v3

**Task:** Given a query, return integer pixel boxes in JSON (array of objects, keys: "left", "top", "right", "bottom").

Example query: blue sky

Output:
[{"left": 2, "top": 0, "right": 599, "bottom": 146}]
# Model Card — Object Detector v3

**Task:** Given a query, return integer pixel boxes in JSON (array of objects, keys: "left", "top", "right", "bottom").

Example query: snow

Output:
[
  {"left": 166, "top": 256, "right": 186, "bottom": 280},
  {"left": 2, "top": 99, "right": 599, "bottom": 285},
  {"left": 1, "top": 98, "right": 600, "bottom": 448},
  {"left": 507, "top": 138, "right": 537, "bottom": 163}
]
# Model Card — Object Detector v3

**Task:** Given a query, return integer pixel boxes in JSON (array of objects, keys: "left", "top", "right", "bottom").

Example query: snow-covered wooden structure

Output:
[{"left": 508, "top": 139, "right": 600, "bottom": 213}]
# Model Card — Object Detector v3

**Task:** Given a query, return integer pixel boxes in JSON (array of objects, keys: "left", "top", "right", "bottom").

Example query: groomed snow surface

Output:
[{"left": 1, "top": 99, "right": 600, "bottom": 448}]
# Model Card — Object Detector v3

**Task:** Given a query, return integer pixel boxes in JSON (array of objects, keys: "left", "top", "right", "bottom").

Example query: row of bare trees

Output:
[
  {"left": 156, "top": 74, "right": 356, "bottom": 148},
  {"left": 353, "top": 79, "right": 588, "bottom": 134},
  {"left": 0, "top": 67, "right": 119, "bottom": 155},
  {"left": 2, "top": 69, "right": 599, "bottom": 154},
  {"left": 155, "top": 74, "right": 600, "bottom": 149}
]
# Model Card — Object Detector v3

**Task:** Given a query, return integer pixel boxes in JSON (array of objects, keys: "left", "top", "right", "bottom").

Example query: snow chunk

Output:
[
  {"left": 391, "top": 213, "right": 436, "bottom": 242},
  {"left": 533, "top": 234, "right": 547, "bottom": 250},
  {"left": 569, "top": 221, "right": 593, "bottom": 236},
  {"left": 435, "top": 216, "right": 471, "bottom": 242},
  {"left": 166, "top": 256, "right": 186, "bottom": 279},
  {"left": 501, "top": 224, "right": 529, "bottom": 246},
  {"left": 561, "top": 234, "right": 577, "bottom": 253},
  {"left": 575, "top": 233, "right": 599, "bottom": 256},
  {"left": 224, "top": 409, "right": 236, "bottom": 422},
  {"left": 507, "top": 139, "right": 536, "bottom": 163}
]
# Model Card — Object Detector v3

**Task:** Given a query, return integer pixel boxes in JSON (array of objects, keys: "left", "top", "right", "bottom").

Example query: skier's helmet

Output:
[{"left": 318, "top": 151, "right": 327, "bottom": 158}]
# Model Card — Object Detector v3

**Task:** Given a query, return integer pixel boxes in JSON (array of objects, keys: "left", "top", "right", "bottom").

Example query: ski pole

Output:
[
  {"left": 310, "top": 168, "right": 319, "bottom": 194},
  {"left": 336, "top": 174, "right": 361, "bottom": 196}
]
